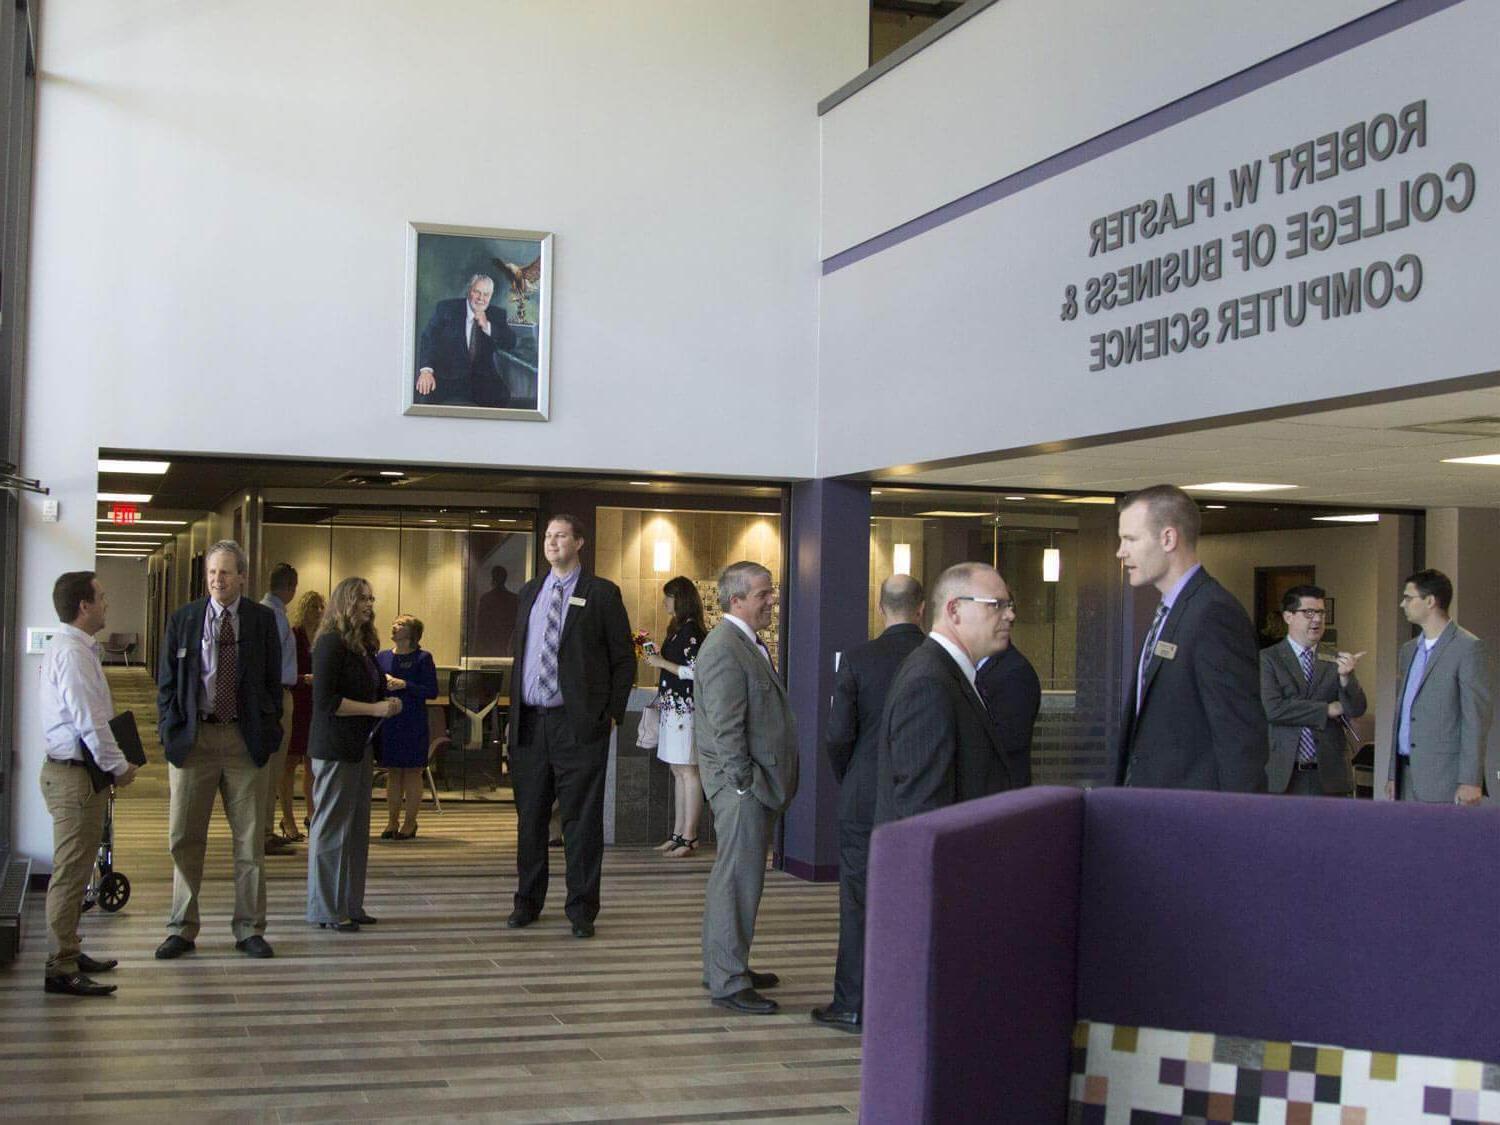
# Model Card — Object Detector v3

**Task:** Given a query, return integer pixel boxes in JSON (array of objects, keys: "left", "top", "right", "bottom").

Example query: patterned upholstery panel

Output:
[{"left": 1068, "top": 1021, "right": 1500, "bottom": 1124}]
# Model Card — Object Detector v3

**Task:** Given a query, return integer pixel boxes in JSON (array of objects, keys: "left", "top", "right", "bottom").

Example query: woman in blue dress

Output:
[{"left": 376, "top": 614, "right": 438, "bottom": 840}]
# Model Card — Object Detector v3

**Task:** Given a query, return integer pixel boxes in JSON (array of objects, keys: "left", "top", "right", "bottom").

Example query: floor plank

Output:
[{"left": 1, "top": 669, "right": 860, "bottom": 1123}]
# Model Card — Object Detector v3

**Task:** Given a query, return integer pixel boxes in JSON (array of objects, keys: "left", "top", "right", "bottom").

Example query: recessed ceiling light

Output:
[
  {"left": 421, "top": 518, "right": 438, "bottom": 523},
  {"left": 628, "top": 480, "right": 652, "bottom": 486},
  {"left": 1312, "top": 513, "right": 1380, "bottom": 523},
  {"left": 1181, "top": 482, "right": 1298, "bottom": 493},
  {"left": 97, "top": 492, "right": 153, "bottom": 503},
  {"left": 473, "top": 523, "right": 490, "bottom": 528},
  {"left": 915, "top": 510, "right": 990, "bottom": 518},
  {"left": 379, "top": 470, "right": 405, "bottom": 478},
  {"left": 1058, "top": 496, "right": 1117, "bottom": 505},
  {"left": 1003, "top": 495, "right": 1027, "bottom": 501},
  {"left": 98, "top": 530, "right": 171, "bottom": 537},
  {"left": 1204, "top": 504, "right": 1228, "bottom": 510},
  {"left": 1441, "top": 453, "right": 1500, "bottom": 466},
  {"left": 98, "top": 459, "right": 170, "bottom": 474},
  {"left": 97, "top": 517, "right": 184, "bottom": 526}
]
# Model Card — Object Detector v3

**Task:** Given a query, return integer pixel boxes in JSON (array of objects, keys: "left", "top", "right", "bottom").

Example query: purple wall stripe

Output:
[{"left": 821, "top": 0, "right": 1464, "bottom": 276}]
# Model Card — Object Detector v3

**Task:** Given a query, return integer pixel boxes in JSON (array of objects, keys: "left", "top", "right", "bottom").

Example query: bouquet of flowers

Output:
[{"left": 632, "top": 629, "right": 657, "bottom": 658}]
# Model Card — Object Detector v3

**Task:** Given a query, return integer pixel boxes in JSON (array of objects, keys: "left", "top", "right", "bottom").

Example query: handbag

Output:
[{"left": 636, "top": 698, "right": 661, "bottom": 749}]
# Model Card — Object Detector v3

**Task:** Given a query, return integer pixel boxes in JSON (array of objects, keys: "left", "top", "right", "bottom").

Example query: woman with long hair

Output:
[
  {"left": 283, "top": 589, "right": 325, "bottom": 839},
  {"left": 644, "top": 575, "right": 707, "bottom": 857},
  {"left": 306, "top": 577, "right": 400, "bottom": 932},
  {"left": 376, "top": 613, "right": 438, "bottom": 839}
]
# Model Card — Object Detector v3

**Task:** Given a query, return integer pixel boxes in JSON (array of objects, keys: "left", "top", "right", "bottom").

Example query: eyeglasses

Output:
[
  {"left": 1291, "top": 609, "right": 1326, "bottom": 620},
  {"left": 954, "top": 596, "right": 1016, "bottom": 612},
  {"left": 1398, "top": 593, "right": 1428, "bottom": 605}
]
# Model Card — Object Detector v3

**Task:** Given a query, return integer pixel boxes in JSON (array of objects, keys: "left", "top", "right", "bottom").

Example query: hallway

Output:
[{"left": 1, "top": 671, "right": 856, "bottom": 1123}]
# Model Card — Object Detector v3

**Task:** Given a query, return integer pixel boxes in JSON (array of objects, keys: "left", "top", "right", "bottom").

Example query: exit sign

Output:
[{"left": 109, "top": 503, "right": 140, "bottom": 525}]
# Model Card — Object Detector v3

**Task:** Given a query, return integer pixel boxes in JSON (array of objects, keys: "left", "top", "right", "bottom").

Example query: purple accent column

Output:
[{"left": 781, "top": 479, "right": 870, "bottom": 882}]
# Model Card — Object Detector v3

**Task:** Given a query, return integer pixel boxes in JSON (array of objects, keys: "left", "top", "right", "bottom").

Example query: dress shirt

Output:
[
  {"left": 1136, "top": 563, "right": 1202, "bottom": 712},
  {"left": 40, "top": 624, "right": 128, "bottom": 775},
  {"left": 200, "top": 596, "right": 242, "bottom": 712},
  {"left": 929, "top": 631, "right": 980, "bottom": 693},
  {"left": 724, "top": 613, "right": 771, "bottom": 664},
  {"left": 522, "top": 567, "right": 581, "bottom": 707},
  {"left": 466, "top": 305, "right": 492, "bottom": 351},
  {"left": 261, "top": 592, "right": 297, "bottom": 687},
  {"left": 1397, "top": 632, "right": 1439, "bottom": 758}
]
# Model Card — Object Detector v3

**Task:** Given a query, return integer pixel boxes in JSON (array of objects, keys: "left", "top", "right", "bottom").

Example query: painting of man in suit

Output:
[{"left": 403, "top": 224, "right": 552, "bottom": 420}]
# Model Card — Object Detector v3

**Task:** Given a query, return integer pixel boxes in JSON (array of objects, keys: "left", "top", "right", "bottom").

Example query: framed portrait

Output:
[{"left": 402, "top": 222, "right": 553, "bottom": 421}]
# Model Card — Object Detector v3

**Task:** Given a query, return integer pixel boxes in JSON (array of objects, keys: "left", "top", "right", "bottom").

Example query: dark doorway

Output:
[{"left": 1254, "top": 565, "right": 1315, "bottom": 649}]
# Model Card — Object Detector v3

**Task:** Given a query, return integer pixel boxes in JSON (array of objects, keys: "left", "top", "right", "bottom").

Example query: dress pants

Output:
[
  {"left": 39, "top": 760, "right": 108, "bottom": 976},
  {"left": 166, "top": 723, "right": 267, "bottom": 941},
  {"left": 262, "top": 693, "right": 293, "bottom": 836},
  {"left": 831, "top": 815, "right": 872, "bottom": 1012},
  {"left": 511, "top": 706, "right": 608, "bottom": 925},
  {"left": 1285, "top": 768, "right": 1344, "bottom": 796},
  {"left": 306, "top": 753, "right": 372, "bottom": 923},
  {"left": 702, "top": 786, "right": 774, "bottom": 998}
]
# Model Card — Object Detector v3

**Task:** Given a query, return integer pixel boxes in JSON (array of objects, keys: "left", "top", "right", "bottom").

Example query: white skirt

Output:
[{"left": 655, "top": 707, "right": 696, "bottom": 766}]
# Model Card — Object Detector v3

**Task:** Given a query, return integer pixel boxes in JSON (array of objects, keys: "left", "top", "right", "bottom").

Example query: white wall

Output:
[
  {"left": 1197, "top": 523, "right": 1383, "bottom": 740},
  {"left": 12, "top": 0, "right": 865, "bottom": 868},
  {"left": 92, "top": 556, "right": 148, "bottom": 653},
  {"left": 817, "top": 1, "right": 1500, "bottom": 477}
]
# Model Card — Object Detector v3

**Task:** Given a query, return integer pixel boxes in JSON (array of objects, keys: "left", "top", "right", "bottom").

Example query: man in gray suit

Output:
[
  {"left": 695, "top": 561, "right": 799, "bottom": 1014},
  {"left": 1386, "top": 569, "right": 1493, "bottom": 805},
  {"left": 1260, "top": 584, "right": 1366, "bottom": 796}
]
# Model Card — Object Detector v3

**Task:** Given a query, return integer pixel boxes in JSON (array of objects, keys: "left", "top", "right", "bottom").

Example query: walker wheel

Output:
[{"left": 97, "top": 872, "right": 130, "bottom": 912}]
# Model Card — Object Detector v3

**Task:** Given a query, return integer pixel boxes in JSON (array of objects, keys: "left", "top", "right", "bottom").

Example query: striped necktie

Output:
[
  {"left": 1296, "top": 646, "right": 1318, "bottom": 764},
  {"left": 1137, "top": 601, "right": 1168, "bottom": 703},
  {"left": 535, "top": 582, "right": 566, "bottom": 699}
]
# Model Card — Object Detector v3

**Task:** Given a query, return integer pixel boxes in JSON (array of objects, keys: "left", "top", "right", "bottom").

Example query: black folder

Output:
[{"left": 78, "top": 711, "right": 148, "bottom": 793}]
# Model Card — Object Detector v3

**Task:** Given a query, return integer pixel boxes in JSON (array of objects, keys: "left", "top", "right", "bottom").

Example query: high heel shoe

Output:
[
  {"left": 397, "top": 825, "right": 418, "bottom": 840},
  {"left": 317, "top": 920, "right": 360, "bottom": 932},
  {"left": 281, "top": 820, "right": 306, "bottom": 843},
  {"left": 654, "top": 835, "right": 682, "bottom": 852},
  {"left": 380, "top": 827, "right": 399, "bottom": 840},
  {"left": 665, "top": 836, "right": 698, "bottom": 857}
]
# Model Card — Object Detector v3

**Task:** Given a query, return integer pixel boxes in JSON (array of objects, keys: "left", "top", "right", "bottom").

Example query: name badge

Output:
[
  {"left": 1153, "top": 641, "right": 1178, "bottom": 660},
  {"left": 177, "top": 647, "right": 188, "bottom": 659},
  {"left": 568, "top": 596, "right": 587, "bottom": 607}
]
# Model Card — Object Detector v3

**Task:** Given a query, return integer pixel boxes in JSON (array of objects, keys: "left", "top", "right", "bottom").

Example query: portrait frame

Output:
[{"left": 402, "top": 221, "right": 553, "bottom": 421}]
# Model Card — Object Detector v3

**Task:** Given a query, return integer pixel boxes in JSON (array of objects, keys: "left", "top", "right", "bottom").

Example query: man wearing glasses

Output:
[
  {"left": 1260, "top": 584, "right": 1366, "bottom": 796},
  {"left": 1113, "top": 484, "right": 1266, "bottom": 791},
  {"left": 874, "top": 562, "right": 1013, "bottom": 825},
  {"left": 1386, "top": 569, "right": 1492, "bottom": 805}
]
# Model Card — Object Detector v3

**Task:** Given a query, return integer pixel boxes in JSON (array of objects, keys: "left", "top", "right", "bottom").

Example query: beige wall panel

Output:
[
  {"left": 399, "top": 528, "right": 465, "bottom": 668},
  {"left": 330, "top": 526, "right": 402, "bottom": 651}
]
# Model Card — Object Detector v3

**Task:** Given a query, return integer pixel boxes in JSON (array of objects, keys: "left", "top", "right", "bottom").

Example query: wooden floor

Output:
[{"left": 1, "top": 670, "right": 860, "bottom": 1123}]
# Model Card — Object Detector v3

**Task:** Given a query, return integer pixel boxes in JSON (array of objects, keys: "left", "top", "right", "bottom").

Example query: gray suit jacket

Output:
[
  {"left": 1386, "top": 621, "right": 1493, "bottom": 801},
  {"left": 1260, "top": 641, "right": 1366, "bottom": 794},
  {"left": 694, "top": 620, "right": 799, "bottom": 813}
]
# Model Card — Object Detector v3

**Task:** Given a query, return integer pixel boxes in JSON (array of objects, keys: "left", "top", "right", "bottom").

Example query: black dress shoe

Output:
[
  {"left": 571, "top": 920, "right": 595, "bottom": 939},
  {"left": 810, "top": 1004, "right": 862, "bottom": 1032},
  {"left": 701, "top": 970, "right": 780, "bottom": 991},
  {"left": 235, "top": 935, "right": 275, "bottom": 958},
  {"left": 507, "top": 909, "right": 538, "bottom": 928},
  {"left": 264, "top": 837, "right": 294, "bottom": 856},
  {"left": 44, "top": 972, "right": 116, "bottom": 997},
  {"left": 380, "top": 828, "right": 398, "bottom": 840},
  {"left": 76, "top": 953, "right": 117, "bottom": 974},
  {"left": 317, "top": 921, "right": 360, "bottom": 933},
  {"left": 712, "top": 987, "right": 779, "bottom": 1014},
  {"left": 349, "top": 912, "right": 378, "bottom": 925},
  {"left": 154, "top": 935, "right": 195, "bottom": 960}
]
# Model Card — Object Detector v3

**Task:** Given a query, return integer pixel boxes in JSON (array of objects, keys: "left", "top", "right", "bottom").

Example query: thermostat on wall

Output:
[{"left": 26, "top": 627, "right": 58, "bottom": 655}]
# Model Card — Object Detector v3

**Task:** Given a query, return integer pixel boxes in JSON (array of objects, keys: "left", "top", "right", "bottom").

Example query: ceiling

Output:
[{"left": 882, "top": 385, "right": 1500, "bottom": 510}]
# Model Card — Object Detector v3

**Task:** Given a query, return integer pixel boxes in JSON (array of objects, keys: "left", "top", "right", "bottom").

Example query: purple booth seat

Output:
[{"left": 860, "top": 786, "right": 1500, "bottom": 1124}]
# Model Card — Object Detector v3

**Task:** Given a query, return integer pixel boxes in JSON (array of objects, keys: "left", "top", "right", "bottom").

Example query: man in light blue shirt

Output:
[{"left": 260, "top": 563, "right": 298, "bottom": 852}]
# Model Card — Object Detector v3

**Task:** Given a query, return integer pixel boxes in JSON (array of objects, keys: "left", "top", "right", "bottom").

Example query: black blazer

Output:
[
  {"left": 156, "top": 597, "right": 283, "bottom": 768},
  {"left": 1112, "top": 567, "right": 1268, "bottom": 792},
  {"left": 975, "top": 644, "right": 1042, "bottom": 789},
  {"left": 875, "top": 637, "right": 1011, "bottom": 825},
  {"left": 825, "top": 623, "right": 924, "bottom": 825},
  {"left": 511, "top": 571, "right": 634, "bottom": 745},
  {"left": 309, "top": 632, "right": 385, "bottom": 763},
  {"left": 416, "top": 297, "right": 516, "bottom": 397}
]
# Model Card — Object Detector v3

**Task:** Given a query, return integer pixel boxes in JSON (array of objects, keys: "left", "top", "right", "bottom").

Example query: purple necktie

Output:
[
  {"left": 213, "top": 610, "right": 237, "bottom": 721},
  {"left": 535, "top": 582, "right": 565, "bottom": 699},
  {"left": 1297, "top": 647, "right": 1317, "bottom": 764}
]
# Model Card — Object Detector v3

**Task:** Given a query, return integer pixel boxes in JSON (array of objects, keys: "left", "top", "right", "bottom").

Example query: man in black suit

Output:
[
  {"left": 507, "top": 515, "right": 634, "bottom": 938},
  {"left": 975, "top": 644, "right": 1042, "bottom": 788},
  {"left": 1113, "top": 484, "right": 1267, "bottom": 791},
  {"left": 414, "top": 273, "right": 517, "bottom": 407},
  {"left": 1260, "top": 584, "right": 1366, "bottom": 796},
  {"left": 875, "top": 563, "right": 1014, "bottom": 825},
  {"left": 813, "top": 574, "right": 925, "bottom": 1032},
  {"left": 155, "top": 540, "right": 283, "bottom": 961}
]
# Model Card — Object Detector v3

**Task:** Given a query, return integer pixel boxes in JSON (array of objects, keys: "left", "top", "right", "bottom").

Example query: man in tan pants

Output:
[{"left": 38, "top": 571, "right": 138, "bottom": 996}]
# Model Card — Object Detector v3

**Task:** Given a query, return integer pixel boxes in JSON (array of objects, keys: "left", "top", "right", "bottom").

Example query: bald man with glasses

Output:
[
  {"left": 1260, "top": 584, "right": 1366, "bottom": 796},
  {"left": 874, "top": 562, "right": 1014, "bottom": 826}
]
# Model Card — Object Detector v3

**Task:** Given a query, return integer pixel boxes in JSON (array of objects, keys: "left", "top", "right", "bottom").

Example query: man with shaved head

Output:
[
  {"left": 813, "top": 573, "right": 926, "bottom": 1033},
  {"left": 1113, "top": 484, "right": 1266, "bottom": 790},
  {"left": 874, "top": 563, "right": 1014, "bottom": 826}
]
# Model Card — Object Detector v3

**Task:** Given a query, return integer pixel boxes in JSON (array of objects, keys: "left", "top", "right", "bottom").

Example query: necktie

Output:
[
  {"left": 1297, "top": 647, "right": 1318, "bottom": 764},
  {"left": 756, "top": 636, "right": 775, "bottom": 672},
  {"left": 213, "top": 609, "right": 237, "bottom": 720},
  {"left": 535, "top": 582, "right": 566, "bottom": 699},
  {"left": 1137, "top": 601, "right": 1168, "bottom": 704},
  {"left": 468, "top": 319, "right": 478, "bottom": 362},
  {"left": 1397, "top": 642, "right": 1430, "bottom": 757}
]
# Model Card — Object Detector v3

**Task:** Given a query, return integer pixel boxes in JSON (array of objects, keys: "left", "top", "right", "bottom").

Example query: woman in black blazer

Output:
[{"left": 306, "top": 576, "right": 401, "bottom": 932}]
